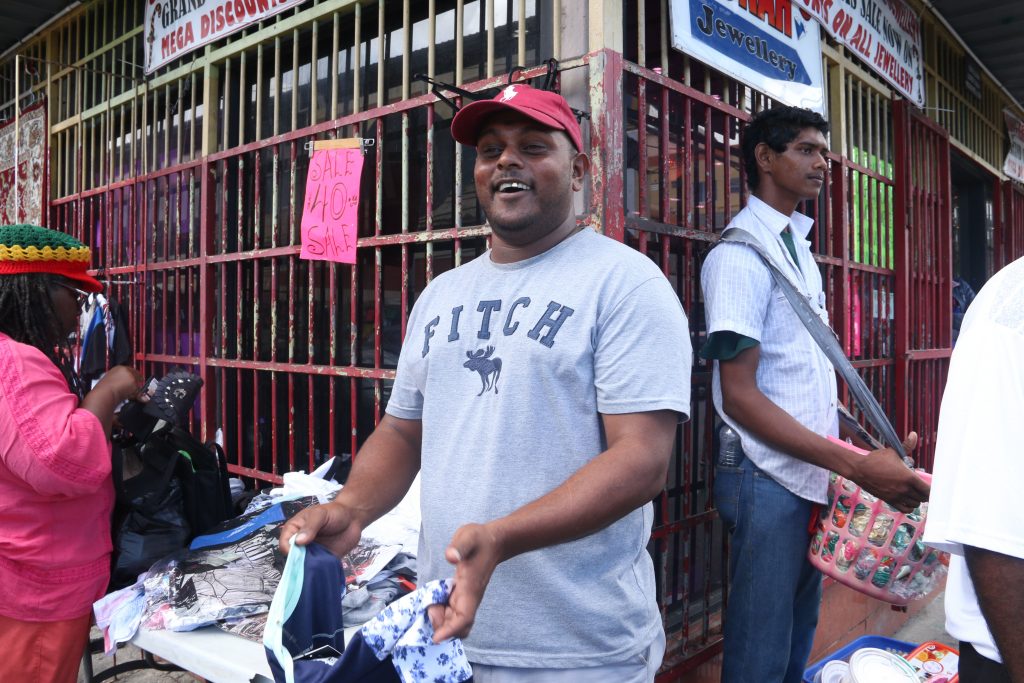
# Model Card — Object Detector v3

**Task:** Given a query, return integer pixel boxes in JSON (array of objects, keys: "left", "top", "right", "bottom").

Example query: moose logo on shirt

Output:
[
  {"left": 464, "top": 346, "right": 502, "bottom": 395},
  {"left": 418, "top": 296, "right": 574, "bottom": 397}
]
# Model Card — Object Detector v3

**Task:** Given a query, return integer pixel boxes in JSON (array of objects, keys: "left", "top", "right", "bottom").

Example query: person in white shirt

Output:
[
  {"left": 700, "top": 106, "right": 929, "bottom": 683},
  {"left": 924, "top": 256, "right": 1024, "bottom": 683}
]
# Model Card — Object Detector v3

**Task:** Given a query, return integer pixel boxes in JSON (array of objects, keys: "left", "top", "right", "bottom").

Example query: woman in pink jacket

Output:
[{"left": 0, "top": 224, "right": 143, "bottom": 683}]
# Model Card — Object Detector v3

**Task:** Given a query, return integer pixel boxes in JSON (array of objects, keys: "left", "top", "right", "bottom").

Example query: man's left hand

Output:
[{"left": 428, "top": 522, "right": 504, "bottom": 642}]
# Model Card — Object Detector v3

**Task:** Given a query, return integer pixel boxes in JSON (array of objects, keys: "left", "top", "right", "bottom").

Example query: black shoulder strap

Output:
[
  {"left": 140, "top": 438, "right": 182, "bottom": 493},
  {"left": 720, "top": 227, "right": 910, "bottom": 463},
  {"left": 111, "top": 442, "right": 126, "bottom": 502}
]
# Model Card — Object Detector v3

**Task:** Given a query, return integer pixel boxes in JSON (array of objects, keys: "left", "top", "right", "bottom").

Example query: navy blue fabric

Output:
[
  {"left": 265, "top": 542, "right": 349, "bottom": 683},
  {"left": 321, "top": 630, "right": 400, "bottom": 683}
]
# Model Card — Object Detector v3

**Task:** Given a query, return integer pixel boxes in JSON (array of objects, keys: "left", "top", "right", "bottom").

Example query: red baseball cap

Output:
[{"left": 450, "top": 84, "right": 584, "bottom": 152}]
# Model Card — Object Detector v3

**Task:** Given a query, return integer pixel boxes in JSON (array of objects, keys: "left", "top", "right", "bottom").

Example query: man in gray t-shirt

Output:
[{"left": 281, "top": 84, "right": 691, "bottom": 681}]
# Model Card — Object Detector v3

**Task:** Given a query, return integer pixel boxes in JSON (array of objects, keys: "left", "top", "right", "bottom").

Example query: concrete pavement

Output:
[{"left": 893, "top": 590, "right": 957, "bottom": 649}]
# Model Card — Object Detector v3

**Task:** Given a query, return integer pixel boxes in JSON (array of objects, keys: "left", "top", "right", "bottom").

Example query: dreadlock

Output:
[{"left": 0, "top": 273, "right": 87, "bottom": 398}]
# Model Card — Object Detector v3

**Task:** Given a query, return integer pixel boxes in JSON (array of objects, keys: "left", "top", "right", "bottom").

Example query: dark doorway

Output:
[{"left": 950, "top": 151, "right": 995, "bottom": 292}]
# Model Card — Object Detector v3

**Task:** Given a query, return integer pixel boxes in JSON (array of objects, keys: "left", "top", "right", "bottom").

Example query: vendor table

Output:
[
  {"left": 130, "top": 626, "right": 275, "bottom": 683},
  {"left": 87, "top": 622, "right": 364, "bottom": 682}
]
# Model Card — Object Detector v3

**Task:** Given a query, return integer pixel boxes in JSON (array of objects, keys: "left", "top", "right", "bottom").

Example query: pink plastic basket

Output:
[{"left": 808, "top": 468, "right": 945, "bottom": 605}]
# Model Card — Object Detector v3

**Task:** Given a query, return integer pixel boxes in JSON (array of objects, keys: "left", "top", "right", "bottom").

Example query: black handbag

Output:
[{"left": 108, "top": 373, "right": 233, "bottom": 590}]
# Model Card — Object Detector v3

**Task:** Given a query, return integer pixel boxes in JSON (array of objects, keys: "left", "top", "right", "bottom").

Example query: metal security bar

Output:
[
  {"left": 616, "top": 8, "right": 770, "bottom": 671},
  {"left": 916, "top": 0, "right": 1005, "bottom": 176},
  {"left": 0, "top": 42, "right": 47, "bottom": 122},
  {"left": 996, "top": 182, "right": 1024, "bottom": 270},
  {"left": 616, "top": 55, "right": 737, "bottom": 676},
  {"left": 893, "top": 100, "right": 952, "bottom": 471},
  {"left": 828, "top": 54, "right": 900, "bottom": 434},
  {"left": 47, "top": 0, "right": 549, "bottom": 483},
  {"left": 617, "top": 3, "right": 911, "bottom": 674}
]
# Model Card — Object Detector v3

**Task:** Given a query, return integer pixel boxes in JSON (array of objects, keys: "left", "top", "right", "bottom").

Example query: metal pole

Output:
[{"left": 14, "top": 53, "right": 20, "bottom": 221}]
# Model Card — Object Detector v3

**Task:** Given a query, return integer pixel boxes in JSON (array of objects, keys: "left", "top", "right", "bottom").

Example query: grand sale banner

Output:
[
  {"left": 145, "top": 0, "right": 307, "bottom": 74},
  {"left": 669, "top": 0, "right": 825, "bottom": 112},
  {"left": 796, "top": 0, "right": 924, "bottom": 106}
]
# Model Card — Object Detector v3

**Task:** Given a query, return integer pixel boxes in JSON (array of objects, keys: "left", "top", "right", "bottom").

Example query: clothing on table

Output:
[
  {"left": 265, "top": 540, "right": 348, "bottom": 683},
  {"left": 342, "top": 553, "right": 416, "bottom": 624},
  {"left": 713, "top": 442, "right": 821, "bottom": 683},
  {"left": 94, "top": 495, "right": 329, "bottom": 650},
  {"left": 0, "top": 332, "right": 113, "bottom": 622},
  {"left": 93, "top": 581, "right": 147, "bottom": 654},
  {"left": 386, "top": 227, "right": 693, "bottom": 668},
  {"left": 700, "top": 196, "right": 836, "bottom": 683},
  {"left": 701, "top": 195, "right": 837, "bottom": 505},
  {"left": 265, "top": 539, "right": 472, "bottom": 683},
  {"left": 923, "top": 255, "right": 1024, "bottom": 666},
  {"left": 153, "top": 496, "right": 324, "bottom": 632}
]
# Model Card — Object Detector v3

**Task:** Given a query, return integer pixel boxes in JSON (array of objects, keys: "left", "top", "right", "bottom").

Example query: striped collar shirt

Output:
[{"left": 702, "top": 196, "right": 838, "bottom": 503}]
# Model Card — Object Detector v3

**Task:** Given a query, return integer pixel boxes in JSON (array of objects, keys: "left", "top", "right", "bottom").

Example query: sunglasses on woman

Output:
[{"left": 53, "top": 280, "right": 91, "bottom": 309}]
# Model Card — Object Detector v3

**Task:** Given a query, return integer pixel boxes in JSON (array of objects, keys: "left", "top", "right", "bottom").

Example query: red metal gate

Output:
[
  {"left": 596, "top": 50, "right": 740, "bottom": 677},
  {"left": 893, "top": 100, "right": 952, "bottom": 471},
  {"left": 995, "top": 180, "right": 1024, "bottom": 270}
]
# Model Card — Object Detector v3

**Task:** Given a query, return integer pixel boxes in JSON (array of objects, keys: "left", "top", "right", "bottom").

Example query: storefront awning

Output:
[
  {"left": 0, "top": 1, "right": 77, "bottom": 60},
  {"left": 926, "top": 0, "right": 1023, "bottom": 109}
]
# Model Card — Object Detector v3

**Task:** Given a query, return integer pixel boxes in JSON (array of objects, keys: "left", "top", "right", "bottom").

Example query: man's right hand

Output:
[
  {"left": 850, "top": 432, "right": 930, "bottom": 513},
  {"left": 278, "top": 502, "right": 364, "bottom": 558}
]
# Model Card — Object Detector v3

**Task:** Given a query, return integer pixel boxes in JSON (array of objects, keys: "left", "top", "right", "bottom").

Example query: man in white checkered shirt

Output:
[{"left": 700, "top": 106, "right": 930, "bottom": 683}]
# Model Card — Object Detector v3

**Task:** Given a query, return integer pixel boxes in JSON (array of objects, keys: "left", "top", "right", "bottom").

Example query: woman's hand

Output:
[
  {"left": 82, "top": 366, "right": 145, "bottom": 438},
  {"left": 94, "top": 366, "right": 146, "bottom": 403}
]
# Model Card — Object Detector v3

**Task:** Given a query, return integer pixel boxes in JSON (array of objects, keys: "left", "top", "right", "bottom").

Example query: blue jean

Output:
[{"left": 715, "top": 450, "right": 822, "bottom": 683}]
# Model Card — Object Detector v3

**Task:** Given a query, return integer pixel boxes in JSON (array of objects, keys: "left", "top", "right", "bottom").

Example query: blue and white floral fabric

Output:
[{"left": 360, "top": 578, "right": 472, "bottom": 683}]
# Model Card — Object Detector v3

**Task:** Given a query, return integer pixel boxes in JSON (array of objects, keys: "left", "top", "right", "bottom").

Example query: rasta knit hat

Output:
[{"left": 0, "top": 224, "right": 102, "bottom": 293}]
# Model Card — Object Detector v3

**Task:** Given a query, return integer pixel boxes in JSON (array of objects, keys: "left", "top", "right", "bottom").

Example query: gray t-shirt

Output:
[{"left": 386, "top": 227, "right": 692, "bottom": 667}]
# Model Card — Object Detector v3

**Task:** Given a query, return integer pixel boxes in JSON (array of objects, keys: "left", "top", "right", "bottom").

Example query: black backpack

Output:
[{"left": 109, "top": 373, "right": 234, "bottom": 590}]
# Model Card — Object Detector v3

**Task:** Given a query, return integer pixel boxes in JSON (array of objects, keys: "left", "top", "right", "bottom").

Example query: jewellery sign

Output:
[
  {"left": 669, "top": 0, "right": 825, "bottom": 112},
  {"left": 145, "top": 0, "right": 307, "bottom": 74},
  {"left": 1004, "top": 109, "right": 1024, "bottom": 184},
  {"left": 796, "top": 0, "right": 924, "bottom": 107}
]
